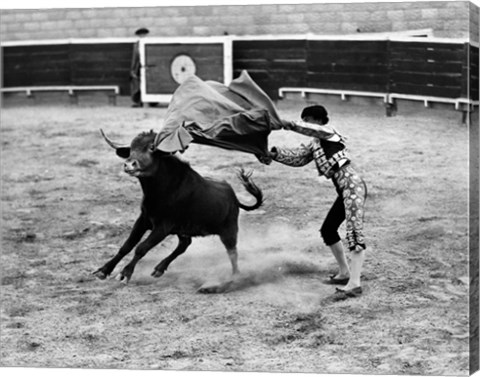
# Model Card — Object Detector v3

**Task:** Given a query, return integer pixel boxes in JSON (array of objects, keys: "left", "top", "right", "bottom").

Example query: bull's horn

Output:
[{"left": 100, "top": 129, "right": 129, "bottom": 150}]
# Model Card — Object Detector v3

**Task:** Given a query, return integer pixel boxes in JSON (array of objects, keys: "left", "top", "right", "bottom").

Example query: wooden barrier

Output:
[
  {"left": 278, "top": 87, "right": 389, "bottom": 102},
  {"left": 1, "top": 41, "right": 132, "bottom": 96},
  {"left": 1, "top": 35, "right": 478, "bottom": 112},
  {"left": 1, "top": 85, "right": 120, "bottom": 105},
  {"left": 279, "top": 86, "right": 478, "bottom": 124}
]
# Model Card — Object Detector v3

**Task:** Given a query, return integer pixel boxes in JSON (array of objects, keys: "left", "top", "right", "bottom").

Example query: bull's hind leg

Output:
[
  {"left": 197, "top": 227, "right": 239, "bottom": 294},
  {"left": 221, "top": 231, "right": 240, "bottom": 276},
  {"left": 151, "top": 235, "right": 192, "bottom": 278}
]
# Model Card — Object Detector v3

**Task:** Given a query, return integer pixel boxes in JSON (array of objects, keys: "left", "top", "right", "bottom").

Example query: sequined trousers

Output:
[{"left": 331, "top": 164, "right": 368, "bottom": 251}]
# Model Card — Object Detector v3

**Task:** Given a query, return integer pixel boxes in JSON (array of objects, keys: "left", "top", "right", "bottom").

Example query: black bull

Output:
[{"left": 93, "top": 130, "right": 264, "bottom": 289}]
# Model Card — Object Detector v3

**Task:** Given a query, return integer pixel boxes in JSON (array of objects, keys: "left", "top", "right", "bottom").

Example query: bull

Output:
[{"left": 93, "top": 130, "right": 263, "bottom": 290}]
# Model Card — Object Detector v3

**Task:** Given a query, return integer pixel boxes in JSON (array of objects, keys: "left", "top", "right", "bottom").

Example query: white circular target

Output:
[{"left": 170, "top": 54, "right": 196, "bottom": 84}]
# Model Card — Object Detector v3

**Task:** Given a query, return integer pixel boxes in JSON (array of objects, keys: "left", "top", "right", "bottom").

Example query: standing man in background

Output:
[{"left": 130, "top": 27, "right": 149, "bottom": 108}]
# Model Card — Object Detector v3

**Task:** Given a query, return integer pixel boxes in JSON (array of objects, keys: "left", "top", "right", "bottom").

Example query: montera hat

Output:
[
  {"left": 301, "top": 105, "right": 329, "bottom": 124},
  {"left": 135, "top": 28, "right": 150, "bottom": 36}
]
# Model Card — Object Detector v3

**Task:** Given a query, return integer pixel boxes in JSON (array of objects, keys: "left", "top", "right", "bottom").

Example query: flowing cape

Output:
[{"left": 155, "top": 70, "right": 286, "bottom": 155}]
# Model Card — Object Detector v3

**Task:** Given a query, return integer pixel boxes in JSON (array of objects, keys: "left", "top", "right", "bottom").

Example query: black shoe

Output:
[
  {"left": 335, "top": 286, "right": 363, "bottom": 297},
  {"left": 324, "top": 275, "right": 350, "bottom": 285}
]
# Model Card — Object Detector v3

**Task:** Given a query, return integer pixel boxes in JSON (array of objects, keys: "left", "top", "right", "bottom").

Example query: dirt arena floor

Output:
[{"left": 0, "top": 97, "right": 474, "bottom": 375}]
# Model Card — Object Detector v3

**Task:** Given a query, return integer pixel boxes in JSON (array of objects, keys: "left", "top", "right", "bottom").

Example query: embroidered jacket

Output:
[{"left": 273, "top": 120, "right": 350, "bottom": 179}]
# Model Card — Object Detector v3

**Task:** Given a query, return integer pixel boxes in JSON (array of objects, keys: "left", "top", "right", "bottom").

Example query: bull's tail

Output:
[{"left": 237, "top": 168, "right": 263, "bottom": 211}]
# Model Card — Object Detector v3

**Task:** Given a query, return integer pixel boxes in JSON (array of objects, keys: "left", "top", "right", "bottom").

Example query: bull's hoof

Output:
[
  {"left": 151, "top": 270, "right": 164, "bottom": 278},
  {"left": 197, "top": 280, "right": 233, "bottom": 294},
  {"left": 115, "top": 273, "right": 130, "bottom": 285},
  {"left": 92, "top": 270, "right": 107, "bottom": 280},
  {"left": 197, "top": 286, "right": 220, "bottom": 294}
]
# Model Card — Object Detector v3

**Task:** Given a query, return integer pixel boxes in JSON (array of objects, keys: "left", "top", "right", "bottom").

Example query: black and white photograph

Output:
[{"left": 1, "top": 0, "right": 479, "bottom": 376}]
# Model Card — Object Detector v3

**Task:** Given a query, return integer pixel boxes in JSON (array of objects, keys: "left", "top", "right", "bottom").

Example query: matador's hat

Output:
[{"left": 134, "top": 28, "right": 150, "bottom": 36}]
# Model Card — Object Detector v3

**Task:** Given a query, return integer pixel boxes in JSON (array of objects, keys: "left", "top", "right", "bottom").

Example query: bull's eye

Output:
[{"left": 148, "top": 144, "right": 156, "bottom": 152}]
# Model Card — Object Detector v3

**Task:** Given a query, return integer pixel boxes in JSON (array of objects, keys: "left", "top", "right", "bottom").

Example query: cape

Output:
[{"left": 155, "top": 70, "right": 286, "bottom": 155}]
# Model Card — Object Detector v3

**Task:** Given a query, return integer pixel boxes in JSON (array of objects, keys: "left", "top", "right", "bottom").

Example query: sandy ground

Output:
[{"left": 0, "top": 98, "right": 473, "bottom": 374}]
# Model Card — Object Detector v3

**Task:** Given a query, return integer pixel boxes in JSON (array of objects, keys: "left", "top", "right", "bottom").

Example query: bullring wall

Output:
[
  {"left": 233, "top": 38, "right": 477, "bottom": 100},
  {"left": 0, "top": 1, "right": 477, "bottom": 43},
  {"left": 1, "top": 2, "right": 478, "bottom": 102},
  {"left": 3, "top": 37, "right": 477, "bottom": 101}
]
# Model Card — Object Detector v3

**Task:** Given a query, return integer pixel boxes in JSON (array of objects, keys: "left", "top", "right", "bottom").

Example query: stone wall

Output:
[
  {"left": 469, "top": 1, "right": 480, "bottom": 41},
  {"left": 0, "top": 1, "right": 477, "bottom": 43}
]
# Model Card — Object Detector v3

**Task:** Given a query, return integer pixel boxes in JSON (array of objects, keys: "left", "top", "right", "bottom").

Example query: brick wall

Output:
[
  {"left": 0, "top": 1, "right": 478, "bottom": 43},
  {"left": 469, "top": 1, "right": 480, "bottom": 41}
]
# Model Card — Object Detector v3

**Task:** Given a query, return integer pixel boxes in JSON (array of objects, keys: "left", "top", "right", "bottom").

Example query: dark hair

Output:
[{"left": 301, "top": 105, "right": 329, "bottom": 124}]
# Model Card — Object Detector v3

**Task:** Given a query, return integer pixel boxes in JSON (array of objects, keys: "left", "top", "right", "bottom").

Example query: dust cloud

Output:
[{"left": 132, "top": 221, "right": 330, "bottom": 308}]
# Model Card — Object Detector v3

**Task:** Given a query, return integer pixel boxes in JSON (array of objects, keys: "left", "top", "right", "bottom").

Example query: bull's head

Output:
[{"left": 101, "top": 129, "right": 169, "bottom": 178}]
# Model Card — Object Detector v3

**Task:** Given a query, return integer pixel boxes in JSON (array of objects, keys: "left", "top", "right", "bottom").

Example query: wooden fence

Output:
[
  {"left": 2, "top": 36, "right": 478, "bottom": 103},
  {"left": 2, "top": 43, "right": 132, "bottom": 94},
  {"left": 233, "top": 38, "right": 477, "bottom": 101}
]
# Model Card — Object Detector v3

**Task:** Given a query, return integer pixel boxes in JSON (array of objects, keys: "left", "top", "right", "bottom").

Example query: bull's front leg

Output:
[
  {"left": 93, "top": 214, "right": 150, "bottom": 280},
  {"left": 152, "top": 235, "right": 192, "bottom": 278},
  {"left": 117, "top": 226, "right": 168, "bottom": 283}
]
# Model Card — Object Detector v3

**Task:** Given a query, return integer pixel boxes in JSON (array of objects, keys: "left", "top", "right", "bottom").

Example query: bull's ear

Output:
[{"left": 116, "top": 147, "right": 130, "bottom": 159}]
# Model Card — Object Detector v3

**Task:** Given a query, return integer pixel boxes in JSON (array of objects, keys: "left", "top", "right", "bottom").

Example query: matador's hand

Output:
[
  {"left": 256, "top": 154, "right": 272, "bottom": 165},
  {"left": 255, "top": 149, "right": 278, "bottom": 165}
]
